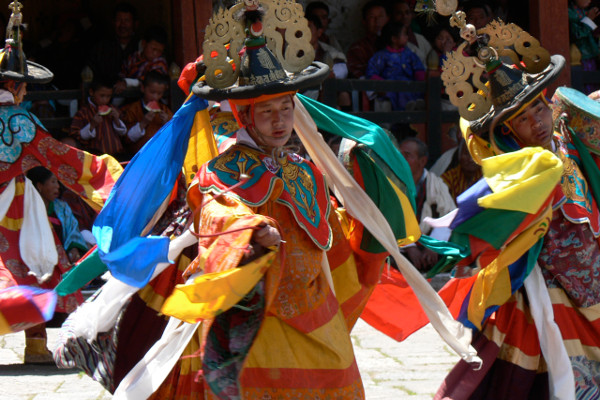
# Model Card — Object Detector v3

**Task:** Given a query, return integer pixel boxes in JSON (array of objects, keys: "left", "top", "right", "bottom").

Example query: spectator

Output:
[
  {"left": 346, "top": 0, "right": 389, "bottom": 79},
  {"left": 399, "top": 137, "right": 456, "bottom": 272},
  {"left": 441, "top": 138, "right": 483, "bottom": 201},
  {"left": 70, "top": 79, "right": 127, "bottom": 159},
  {"left": 389, "top": 0, "right": 433, "bottom": 66},
  {"left": 304, "top": 13, "right": 351, "bottom": 108},
  {"left": 26, "top": 166, "right": 89, "bottom": 336},
  {"left": 429, "top": 25, "right": 457, "bottom": 69},
  {"left": 119, "top": 26, "right": 169, "bottom": 90},
  {"left": 87, "top": 3, "right": 138, "bottom": 91},
  {"left": 569, "top": 0, "right": 600, "bottom": 94},
  {"left": 463, "top": 0, "right": 494, "bottom": 29},
  {"left": 305, "top": 1, "right": 343, "bottom": 52},
  {"left": 27, "top": 167, "right": 88, "bottom": 265},
  {"left": 365, "top": 21, "right": 426, "bottom": 110},
  {"left": 120, "top": 71, "right": 173, "bottom": 158}
]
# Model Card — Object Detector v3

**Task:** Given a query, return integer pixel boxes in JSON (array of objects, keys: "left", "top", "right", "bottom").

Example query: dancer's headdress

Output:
[
  {"left": 0, "top": 1, "right": 53, "bottom": 83},
  {"left": 192, "top": 0, "right": 329, "bottom": 102},
  {"left": 434, "top": 0, "right": 564, "bottom": 161}
]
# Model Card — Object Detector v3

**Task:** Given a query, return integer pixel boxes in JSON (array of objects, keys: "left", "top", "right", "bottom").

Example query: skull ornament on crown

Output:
[{"left": 460, "top": 24, "right": 477, "bottom": 44}]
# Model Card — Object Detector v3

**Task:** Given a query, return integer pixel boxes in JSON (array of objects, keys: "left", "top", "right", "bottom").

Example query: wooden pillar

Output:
[
  {"left": 529, "top": 0, "right": 570, "bottom": 93},
  {"left": 172, "top": 0, "right": 213, "bottom": 67}
]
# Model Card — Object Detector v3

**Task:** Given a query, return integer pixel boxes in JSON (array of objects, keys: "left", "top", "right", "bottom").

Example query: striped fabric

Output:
[
  {"left": 70, "top": 102, "right": 125, "bottom": 157},
  {"left": 120, "top": 51, "right": 168, "bottom": 81}
]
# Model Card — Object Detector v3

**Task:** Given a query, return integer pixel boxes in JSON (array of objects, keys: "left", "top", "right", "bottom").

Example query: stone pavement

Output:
[{"left": 0, "top": 319, "right": 459, "bottom": 399}]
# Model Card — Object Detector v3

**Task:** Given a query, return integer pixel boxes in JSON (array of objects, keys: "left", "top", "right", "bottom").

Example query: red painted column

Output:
[
  {"left": 529, "top": 0, "right": 570, "bottom": 92},
  {"left": 172, "top": 0, "right": 213, "bottom": 67}
]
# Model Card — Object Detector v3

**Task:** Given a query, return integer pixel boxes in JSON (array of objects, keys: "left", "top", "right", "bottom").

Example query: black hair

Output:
[
  {"left": 362, "top": 0, "right": 388, "bottom": 20},
  {"left": 26, "top": 166, "right": 54, "bottom": 187},
  {"left": 305, "top": 1, "right": 329, "bottom": 16},
  {"left": 143, "top": 70, "right": 170, "bottom": 87},
  {"left": 380, "top": 21, "right": 406, "bottom": 47},
  {"left": 306, "top": 13, "right": 323, "bottom": 31},
  {"left": 400, "top": 136, "right": 429, "bottom": 158},
  {"left": 113, "top": 2, "right": 138, "bottom": 20},
  {"left": 89, "top": 78, "right": 114, "bottom": 92},
  {"left": 425, "top": 24, "right": 458, "bottom": 49},
  {"left": 143, "top": 26, "right": 168, "bottom": 46},
  {"left": 463, "top": 0, "right": 493, "bottom": 16}
]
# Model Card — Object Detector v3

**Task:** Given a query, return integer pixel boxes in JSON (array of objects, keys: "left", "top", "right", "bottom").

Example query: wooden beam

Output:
[
  {"left": 529, "top": 0, "right": 570, "bottom": 92},
  {"left": 172, "top": 0, "right": 213, "bottom": 67}
]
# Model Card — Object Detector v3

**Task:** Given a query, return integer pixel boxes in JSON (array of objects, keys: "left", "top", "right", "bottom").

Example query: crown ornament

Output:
[
  {"left": 203, "top": 0, "right": 314, "bottom": 89},
  {"left": 436, "top": 1, "right": 553, "bottom": 122}
]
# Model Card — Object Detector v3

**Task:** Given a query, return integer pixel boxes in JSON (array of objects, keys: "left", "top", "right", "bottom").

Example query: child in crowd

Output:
[
  {"left": 70, "top": 79, "right": 127, "bottom": 158},
  {"left": 366, "top": 21, "right": 425, "bottom": 110},
  {"left": 569, "top": 0, "right": 600, "bottom": 93},
  {"left": 118, "top": 26, "right": 168, "bottom": 90},
  {"left": 429, "top": 25, "right": 456, "bottom": 69},
  {"left": 120, "top": 70, "right": 173, "bottom": 158}
]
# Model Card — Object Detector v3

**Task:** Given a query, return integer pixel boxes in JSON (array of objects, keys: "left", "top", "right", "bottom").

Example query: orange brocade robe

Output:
[{"left": 151, "top": 144, "right": 388, "bottom": 399}]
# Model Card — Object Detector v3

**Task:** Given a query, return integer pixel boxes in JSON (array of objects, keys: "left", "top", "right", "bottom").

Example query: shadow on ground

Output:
[{"left": 0, "top": 364, "right": 80, "bottom": 376}]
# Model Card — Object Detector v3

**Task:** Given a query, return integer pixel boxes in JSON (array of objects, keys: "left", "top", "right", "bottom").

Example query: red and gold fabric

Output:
[
  {"left": 0, "top": 176, "right": 83, "bottom": 313},
  {"left": 153, "top": 144, "right": 388, "bottom": 399}
]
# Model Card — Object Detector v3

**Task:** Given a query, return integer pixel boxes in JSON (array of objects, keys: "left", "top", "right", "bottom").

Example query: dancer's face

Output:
[
  {"left": 240, "top": 94, "right": 295, "bottom": 152},
  {"left": 509, "top": 98, "right": 553, "bottom": 149}
]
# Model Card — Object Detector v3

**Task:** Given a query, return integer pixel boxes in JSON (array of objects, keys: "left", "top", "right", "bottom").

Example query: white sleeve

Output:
[
  {"left": 80, "top": 123, "right": 96, "bottom": 140},
  {"left": 125, "top": 78, "right": 141, "bottom": 88},
  {"left": 127, "top": 122, "right": 146, "bottom": 142},
  {"left": 113, "top": 119, "right": 127, "bottom": 136},
  {"left": 332, "top": 63, "right": 348, "bottom": 79}
]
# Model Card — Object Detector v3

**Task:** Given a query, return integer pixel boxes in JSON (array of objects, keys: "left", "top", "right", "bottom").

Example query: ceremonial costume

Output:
[
  {"left": 54, "top": 1, "right": 477, "bottom": 398},
  {"left": 419, "top": 4, "right": 600, "bottom": 398},
  {"left": 0, "top": 2, "right": 122, "bottom": 359}
]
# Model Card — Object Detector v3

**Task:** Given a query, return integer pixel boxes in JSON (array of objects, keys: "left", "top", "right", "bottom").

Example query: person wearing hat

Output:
[
  {"left": 0, "top": 2, "right": 122, "bottom": 363},
  {"left": 425, "top": 5, "right": 600, "bottom": 399},
  {"left": 55, "top": 0, "right": 480, "bottom": 397}
]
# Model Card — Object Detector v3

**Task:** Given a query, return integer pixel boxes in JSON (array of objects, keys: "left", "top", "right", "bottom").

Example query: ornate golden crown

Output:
[
  {"left": 202, "top": 0, "right": 315, "bottom": 89},
  {"left": 435, "top": 0, "right": 551, "bottom": 121}
]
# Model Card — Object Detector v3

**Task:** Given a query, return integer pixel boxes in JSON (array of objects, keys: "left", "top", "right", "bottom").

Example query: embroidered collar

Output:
[{"left": 198, "top": 144, "right": 332, "bottom": 250}]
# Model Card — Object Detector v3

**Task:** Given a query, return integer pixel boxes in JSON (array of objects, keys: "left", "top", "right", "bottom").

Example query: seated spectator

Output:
[
  {"left": 463, "top": 0, "right": 494, "bottom": 29},
  {"left": 70, "top": 79, "right": 127, "bottom": 159},
  {"left": 428, "top": 25, "right": 457, "bottom": 69},
  {"left": 119, "top": 25, "right": 169, "bottom": 90},
  {"left": 120, "top": 71, "right": 173, "bottom": 158},
  {"left": 441, "top": 138, "right": 482, "bottom": 201},
  {"left": 305, "top": 1, "right": 343, "bottom": 52},
  {"left": 57, "top": 136, "right": 99, "bottom": 237},
  {"left": 304, "top": 14, "right": 351, "bottom": 108},
  {"left": 87, "top": 3, "right": 139, "bottom": 91},
  {"left": 399, "top": 137, "right": 456, "bottom": 272},
  {"left": 365, "top": 21, "right": 425, "bottom": 110},
  {"left": 390, "top": 0, "right": 433, "bottom": 67},
  {"left": 26, "top": 167, "right": 88, "bottom": 265},
  {"left": 346, "top": 0, "right": 389, "bottom": 79}
]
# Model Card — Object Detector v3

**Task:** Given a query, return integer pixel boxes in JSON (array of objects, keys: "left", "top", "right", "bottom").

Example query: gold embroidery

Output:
[{"left": 278, "top": 155, "right": 316, "bottom": 222}]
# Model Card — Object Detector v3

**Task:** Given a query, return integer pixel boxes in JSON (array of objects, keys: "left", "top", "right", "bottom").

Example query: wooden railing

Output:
[
  {"left": 23, "top": 75, "right": 460, "bottom": 161},
  {"left": 22, "top": 79, "right": 186, "bottom": 132},
  {"left": 320, "top": 75, "right": 459, "bottom": 161},
  {"left": 570, "top": 66, "right": 600, "bottom": 94}
]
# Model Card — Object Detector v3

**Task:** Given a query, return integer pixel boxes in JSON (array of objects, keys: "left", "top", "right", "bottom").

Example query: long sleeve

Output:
[{"left": 54, "top": 199, "right": 88, "bottom": 252}]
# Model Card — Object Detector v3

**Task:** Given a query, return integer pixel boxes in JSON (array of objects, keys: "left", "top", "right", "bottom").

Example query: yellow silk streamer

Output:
[
  {"left": 161, "top": 251, "right": 275, "bottom": 323},
  {"left": 183, "top": 108, "right": 218, "bottom": 186},
  {"left": 468, "top": 204, "right": 553, "bottom": 329},
  {"left": 479, "top": 147, "right": 563, "bottom": 213}
]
